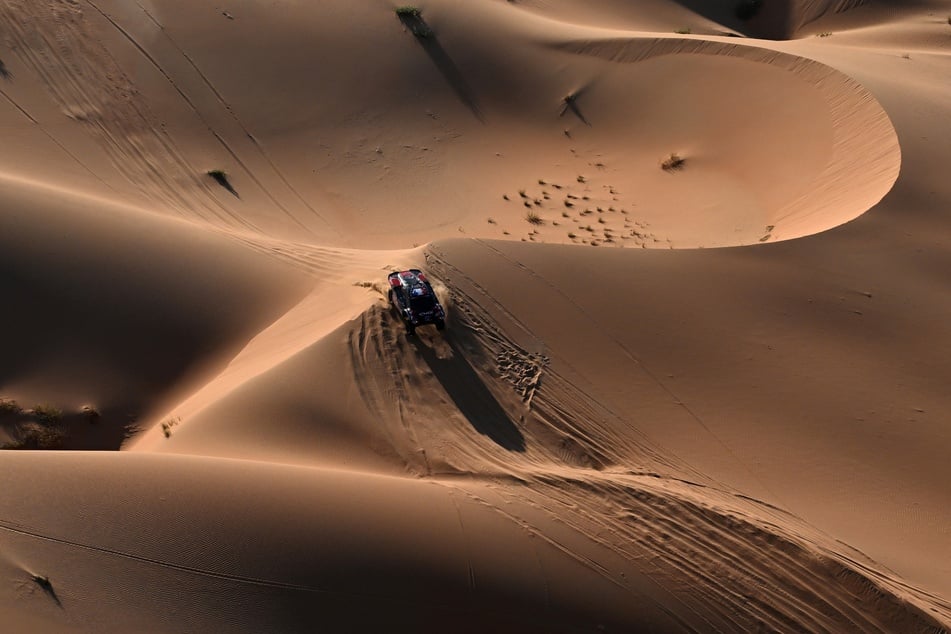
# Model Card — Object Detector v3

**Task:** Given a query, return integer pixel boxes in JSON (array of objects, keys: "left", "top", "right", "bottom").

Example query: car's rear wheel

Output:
[{"left": 435, "top": 319, "right": 445, "bottom": 331}]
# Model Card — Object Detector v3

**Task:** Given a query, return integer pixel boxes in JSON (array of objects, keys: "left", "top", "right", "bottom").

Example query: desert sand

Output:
[{"left": 1, "top": 0, "right": 950, "bottom": 631}]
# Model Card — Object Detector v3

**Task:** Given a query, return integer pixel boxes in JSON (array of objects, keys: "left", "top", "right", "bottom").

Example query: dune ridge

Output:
[{"left": 551, "top": 35, "right": 901, "bottom": 242}]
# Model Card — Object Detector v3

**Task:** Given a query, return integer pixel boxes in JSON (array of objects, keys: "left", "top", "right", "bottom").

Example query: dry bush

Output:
[
  {"left": 661, "top": 153, "right": 685, "bottom": 171},
  {"left": 32, "top": 404, "right": 62, "bottom": 424},
  {"left": 3, "top": 422, "right": 66, "bottom": 449}
]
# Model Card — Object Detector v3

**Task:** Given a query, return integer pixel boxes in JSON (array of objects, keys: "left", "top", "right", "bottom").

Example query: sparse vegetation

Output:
[
  {"left": 675, "top": 27, "right": 692, "bottom": 35},
  {"left": 576, "top": 175, "right": 586, "bottom": 183},
  {"left": 567, "top": 232, "right": 577, "bottom": 239},
  {"left": 161, "top": 416, "right": 181, "bottom": 438},
  {"left": 395, "top": 6, "right": 433, "bottom": 37},
  {"left": 0, "top": 398, "right": 21, "bottom": 414},
  {"left": 525, "top": 210, "right": 543, "bottom": 225},
  {"left": 32, "top": 404, "right": 62, "bottom": 424},
  {"left": 816, "top": 32, "right": 833, "bottom": 38},
  {"left": 2, "top": 423, "right": 66, "bottom": 450},
  {"left": 661, "top": 153, "right": 686, "bottom": 171}
]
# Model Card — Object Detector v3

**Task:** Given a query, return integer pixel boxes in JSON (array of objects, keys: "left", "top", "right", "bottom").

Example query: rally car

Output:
[{"left": 387, "top": 269, "right": 446, "bottom": 335}]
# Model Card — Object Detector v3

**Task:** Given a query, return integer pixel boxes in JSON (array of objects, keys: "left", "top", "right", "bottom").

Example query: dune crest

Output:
[{"left": 552, "top": 36, "right": 900, "bottom": 244}]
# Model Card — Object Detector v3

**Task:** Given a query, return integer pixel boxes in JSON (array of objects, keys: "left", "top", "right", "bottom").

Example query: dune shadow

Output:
[
  {"left": 410, "top": 333, "right": 525, "bottom": 452},
  {"left": 669, "top": 0, "right": 787, "bottom": 39},
  {"left": 398, "top": 15, "right": 484, "bottom": 122}
]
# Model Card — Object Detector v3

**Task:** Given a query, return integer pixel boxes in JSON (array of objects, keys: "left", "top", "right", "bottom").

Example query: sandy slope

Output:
[{"left": 2, "top": 0, "right": 951, "bottom": 631}]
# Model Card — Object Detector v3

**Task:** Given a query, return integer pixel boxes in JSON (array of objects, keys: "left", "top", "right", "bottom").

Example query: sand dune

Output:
[{"left": 2, "top": 0, "right": 950, "bottom": 631}]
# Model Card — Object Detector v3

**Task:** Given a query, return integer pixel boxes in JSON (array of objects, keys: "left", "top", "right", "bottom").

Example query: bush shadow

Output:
[{"left": 398, "top": 14, "right": 484, "bottom": 121}]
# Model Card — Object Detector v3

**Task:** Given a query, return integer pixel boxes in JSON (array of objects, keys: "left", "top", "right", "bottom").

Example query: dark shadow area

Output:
[
  {"left": 671, "top": 0, "right": 791, "bottom": 39},
  {"left": 398, "top": 13, "right": 484, "bottom": 122},
  {"left": 1, "top": 403, "right": 140, "bottom": 451},
  {"left": 410, "top": 333, "right": 525, "bottom": 452},
  {"left": 734, "top": 0, "right": 764, "bottom": 20},
  {"left": 0, "top": 59, "right": 11, "bottom": 79},
  {"left": 207, "top": 170, "right": 239, "bottom": 198},
  {"left": 560, "top": 92, "right": 591, "bottom": 126}
]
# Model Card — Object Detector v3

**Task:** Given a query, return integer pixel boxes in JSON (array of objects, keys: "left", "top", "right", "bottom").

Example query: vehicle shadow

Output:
[
  {"left": 398, "top": 14, "right": 484, "bottom": 122},
  {"left": 409, "top": 333, "right": 525, "bottom": 452}
]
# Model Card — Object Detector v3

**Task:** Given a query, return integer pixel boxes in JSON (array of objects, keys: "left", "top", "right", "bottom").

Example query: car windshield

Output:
[{"left": 410, "top": 295, "right": 436, "bottom": 312}]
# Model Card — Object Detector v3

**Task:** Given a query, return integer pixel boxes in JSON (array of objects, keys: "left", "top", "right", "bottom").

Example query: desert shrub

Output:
[
  {"left": 395, "top": 7, "right": 433, "bottom": 37},
  {"left": 32, "top": 404, "right": 62, "bottom": 424},
  {"left": 661, "top": 153, "right": 686, "bottom": 171},
  {"left": 0, "top": 398, "right": 21, "bottom": 414},
  {"left": 82, "top": 405, "right": 101, "bottom": 423},
  {"left": 161, "top": 416, "right": 181, "bottom": 438},
  {"left": 207, "top": 169, "right": 238, "bottom": 196},
  {"left": 3, "top": 422, "right": 66, "bottom": 449},
  {"left": 525, "top": 210, "right": 543, "bottom": 225}
]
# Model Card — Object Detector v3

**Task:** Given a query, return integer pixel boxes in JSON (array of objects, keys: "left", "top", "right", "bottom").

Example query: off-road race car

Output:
[{"left": 387, "top": 269, "right": 446, "bottom": 335}]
